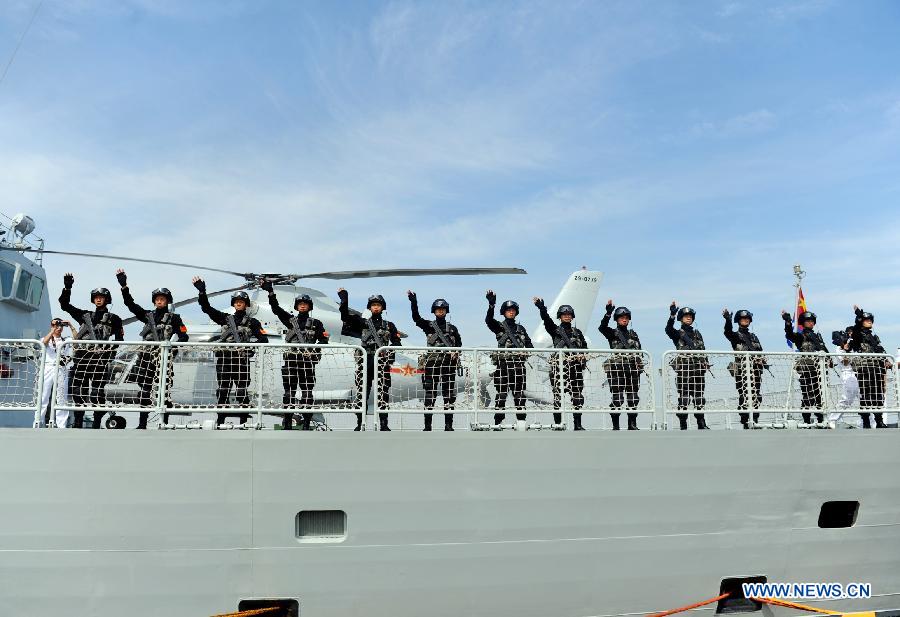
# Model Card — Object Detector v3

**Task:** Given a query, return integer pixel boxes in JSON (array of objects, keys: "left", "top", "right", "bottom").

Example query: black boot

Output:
[
  {"left": 816, "top": 413, "right": 825, "bottom": 424},
  {"left": 627, "top": 413, "right": 639, "bottom": 431},
  {"left": 875, "top": 413, "right": 887, "bottom": 428},
  {"left": 494, "top": 413, "right": 505, "bottom": 426},
  {"left": 444, "top": 415, "right": 454, "bottom": 431},
  {"left": 553, "top": 412, "right": 562, "bottom": 425},
  {"left": 282, "top": 414, "right": 293, "bottom": 431},
  {"left": 355, "top": 412, "right": 363, "bottom": 431},
  {"left": 695, "top": 415, "right": 709, "bottom": 430},
  {"left": 861, "top": 414, "right": 872, "bottom": 429},
  {"left": 379, "top": 414, "right": 390, "bottom": 432},
  {"left": 424, "top": 413, "right": 433, "bottom": 432},
  {"left": 610, "top": 413, "right": 621, "bottom": 431},
  {"left": 573, "top": 413, "right": 584, "bottom": 431},
  {"left": 301, "top": 414, "right": 311, "bottom": 430},
  {"left": 678, "top": 413, "right": 688, "bottom": 430}
]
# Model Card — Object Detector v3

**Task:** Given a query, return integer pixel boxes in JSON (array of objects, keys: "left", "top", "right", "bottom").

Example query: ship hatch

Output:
[
  {"left": 716, "top": 576, "right": 765, "bottom": 613},
  {"left": 818, "top": 501, "right": 859, "bottom": 528}
]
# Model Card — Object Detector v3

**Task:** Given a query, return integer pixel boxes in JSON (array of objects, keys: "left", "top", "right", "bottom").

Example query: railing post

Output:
[
  {"left": 156, "top": 342, "right": 169, "bottom": 427},
  {"left": 255, "top": 344, "right": 265, "bottom": 428},
  {"left": 819, "top": 352, "right": 830, "bottom": 420},
  {"left": 558, "top": 348, "right": 565, "bottom": 428}
]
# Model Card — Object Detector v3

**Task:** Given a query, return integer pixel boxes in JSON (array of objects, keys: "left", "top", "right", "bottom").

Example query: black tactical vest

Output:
[
  {"left": 361, "top": 317, "right": 393, "bottom": 352},
  {"left": 496, "top": 321, "right": 529, "bottom": 348},
  {"left": 856, "top": 330, "right": 884, "bottom": 354},
  {"left": 219, "top": 313, "right": 255, "bottom": 343},
  {"left": 610, "top": 327, "right": 641, "bottom": 351},
  {"left": 139, "top": 311, "right": 176, "bottom": 342},
  {"left": 798, "top": 330, "right": 827, "bottom": 353},
  {"left": 426, "top": 321, "right": 460, "bottom": 348},
  {"left": 676, "top": 327, "right": 705, "bottom": 351},
  {"left": 733, "top": 328, "right": 762, "bottom": 352},
  {"left": 551, "top": 325, "right": 587, "bottom": 349},
  {"left": 76, "top": 311, "right": 115, "bottom": 341},
  {"left": 285, "top": 315, "right": 320, "bottom": 344}
]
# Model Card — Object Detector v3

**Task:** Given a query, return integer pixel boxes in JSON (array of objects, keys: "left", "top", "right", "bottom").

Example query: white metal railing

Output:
[
  {"left": 45, "top": 340, "right": 366, "bottom": 430},
  {"left": 0, "top": 339, "right": 45, "bottom": 422},
  {"left": 661, "top": 350, "right": 899, "bottom": 429},
  {"left": 374, "top": 347, "right": 655, "bottom": 430}
]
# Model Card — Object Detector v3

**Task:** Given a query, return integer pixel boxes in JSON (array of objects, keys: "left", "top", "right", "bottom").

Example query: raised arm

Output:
[
  {"left": 116, "top": 270, "right": 148, "bottom": 322},
  {"left": 58, "top": 273, "right": 86, "bottom": 324},
  {"left": 533, "top": 297, "right": 557, "bottom": 337},
  {"left": 262, "top": 281, "right": 292, "bottom": 328},
  {"left": 484, "top": 289, "right": 502, "bottom": 333},
  {"left": 598, "top": 300, "right": 615, "bottom": 341},
  {"left": 722, "top": 309, "right": 739, "bottom": 344},
  {"left": 192, "top": 277, "right": 228, "bottom": 325},
  {"left": 407, "top": 291, "right": 431, "bottom": 331},
  {"left": 664, "top": 301, "right": 679, "bottom": 344},
  {"left": 781, "top": 311, "right": 803, "bottom": 347}
]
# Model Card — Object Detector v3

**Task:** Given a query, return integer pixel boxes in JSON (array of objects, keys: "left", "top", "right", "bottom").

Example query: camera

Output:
[{"left": 831, "top": 330, "right": 850, "bottom": 347}]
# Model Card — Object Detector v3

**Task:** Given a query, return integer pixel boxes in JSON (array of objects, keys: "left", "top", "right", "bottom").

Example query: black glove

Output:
[
  {"left": 260, "top": 280, "right": 273, "bottom": 293},
  {"left": 722, "top": 309, "right": 731, "bottom": 320},
  {"left": 63, "top": 274, "right": 74, "bottom": 289},
  {"left": 670, "top": 303, "right": 677, "bottom": 316},
  {"left": 407, "top": 291, "right": 416, "bottom": 301},
  {"left": 337, "top": 288, "right": 348, "bottom": 302},
  {"left": 193, "top": 279, "right": 206, "bottom": 293},
  {"left": 486, "top": 291, "right": 496, "bottom": 305},
  {"left": 115, "top": 271, "right": 127, "bottom": 287},
  {"left": 782, "top": 311, "right": 792, "bottom": 323},
  {"left": 534, "top": 297, "right": 545, "bottom": 309},
  {"left": 855, "top": 306, "right": 864, "bottom": 317},
  {"left": 605, "top": 301, "right": 614, "bottom": 314}
]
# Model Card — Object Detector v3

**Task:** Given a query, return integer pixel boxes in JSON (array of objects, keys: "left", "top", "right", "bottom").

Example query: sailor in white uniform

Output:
[
  {"left": 829, "top": 350, "right": 860, "bottom": 427},
  {"left": 37, "top": 318, "right": 75, "bottom": 428}
]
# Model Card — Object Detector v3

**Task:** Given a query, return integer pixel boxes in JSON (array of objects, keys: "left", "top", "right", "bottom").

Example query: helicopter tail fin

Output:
[{"left": 531, "top": 269, "right": 603, "bottom": 347}]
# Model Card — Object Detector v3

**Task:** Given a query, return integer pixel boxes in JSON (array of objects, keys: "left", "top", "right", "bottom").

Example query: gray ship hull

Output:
[{"left": 1, "top": 429, "right": 898, "bottom": 617}]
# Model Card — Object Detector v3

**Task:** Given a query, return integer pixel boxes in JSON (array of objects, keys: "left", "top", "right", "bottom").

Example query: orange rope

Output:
[
  {"left": 210, "top": 607, "right": 280, "bottom": 617},
  {"left": 751, "top": 596, "right": 843, "bottom": 615},
  {"left": 646, "top": 592, "right": 731, "bottom": 617}
]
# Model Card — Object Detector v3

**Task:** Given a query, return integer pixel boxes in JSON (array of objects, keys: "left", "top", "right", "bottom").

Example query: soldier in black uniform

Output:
[
  {"left": 485, "top": 290, "right": 533, "bottom": 425},
  {"left": 848, "top": 306, "right": 889, "bottom": 429},
  {"left": 262, "top": 281, "right": 329, "bottom": 431},
  {"left": 599, "top": 300, "right": 643, "bottom": 431},
  {"left": 192, "top": 277, "right": 268, "bottom": 426},
  {"left": 338, "top": 288, "right": 402, "bottom": 431},
  {"left": 665, "top": 302, "right": 709, "bottom": 430},
  {"left": 116, "top": 269, "right": 189, "bottom": 429},
  {"left": 782, "top": 310, "right": 828, "bottom": 424},
  {"left": 58, "top": 273, "right": 124, "bottom": 428},
  {"left": 723, "top": 309, "right": 766, "bottom": 429},
  {"left": 408, "top": 291, "right": 462, "bottom": 431},
  {"left": 535, "top": 297, "right": 587, "bottom": 430}
]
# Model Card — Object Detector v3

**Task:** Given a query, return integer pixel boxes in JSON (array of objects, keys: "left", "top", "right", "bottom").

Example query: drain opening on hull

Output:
[
  {"left": 818, "top": 501, "right": 860, "bottom": 528},
  {"left": 717, "top": 576, "right": 765, "bottom": 613},
  {"left": 296, "top": 509, "right": 347, "bottom": 542},
  {"left": 237, "top": 599, "right": 298, "bottom": 617}
]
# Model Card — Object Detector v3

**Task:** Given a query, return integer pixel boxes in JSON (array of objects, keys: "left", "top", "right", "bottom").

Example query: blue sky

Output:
[{"left": 2, "top": 0, "right": 900, "bottom": 353}]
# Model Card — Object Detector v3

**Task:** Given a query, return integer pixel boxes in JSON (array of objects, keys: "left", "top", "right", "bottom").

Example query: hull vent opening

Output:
[
  {"left": 237, "top": 599, "right": 298, "bottom": 617},
  {"left": 818, "top": 501, "right": 859, "bottom": 528},
  {"left": 296, "top": 510, "right": 347, "bottom": 542},
  {"left": 717, "top": 576, "right": 765, "bottom": 613}
]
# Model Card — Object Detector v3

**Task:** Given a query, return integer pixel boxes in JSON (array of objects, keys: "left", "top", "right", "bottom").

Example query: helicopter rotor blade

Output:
[
  {"left": 0, "top": 247, "right": 250, "bottom": 279},
  {"left": 289, "top": 267, "right": 527, "bottom": 280},
  {"left": 120, "top": 284, "right": 252, "bottom": 326}
]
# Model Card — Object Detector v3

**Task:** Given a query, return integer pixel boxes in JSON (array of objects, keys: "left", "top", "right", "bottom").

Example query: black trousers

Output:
[
  {"left": 796, "top": 364, "right": 824, "bottom": 423},
  {"left": 214, "top": 351, "right": 251, "bottom": 424},
  {"left": 734, "top": 367, "right": 762, "bottom": 424},
  {"left": 607, "top": 363, "right": 640, "bottom": 427},
  {"left": 422, "top": 355, "right": 458, "bottom": 427},
  {"left": 281, "top": 353, "right": 318, "bottom": 429},
  {"left": 551, "top": 359, "right": 585, "bottom": 425},
  {"left": 493, "top": 358, "right": 527, "bottom": 422},
  {"left": 674, "top": 365, "right": 706, "bottom": 425},
  {"left": 858, "top": 363, "right": 886, "bottom": 426},
  {"left": 70, "top": 350, "right": 114, "bottom": 429},
  {"left": 358, "top": 353, "right": 391, "bottom": 428}
]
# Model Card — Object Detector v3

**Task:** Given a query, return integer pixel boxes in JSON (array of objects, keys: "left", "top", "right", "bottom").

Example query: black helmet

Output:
[
  {"left": 151, "top": 288, "right": 173, "bottom": 304},
  {"left": 90, "top": 287, "right": 112, "bottom": 304},
  {"left": 556, "top": 304, "right": 575, "bottom": 318},
  {"left": 231, "top": 290, "right": 251, "bottom": 307},
  {"left": 798, "top": 311, "right": 817, "bottom": 324},
  {"left": 500, "top": 300, "right": 519, "bottom": 316},
  {"left": 733, "top": 309, "right": 753, "bottom": 323},
  {"left": 294, "top": 294, "right": 314, "bottom": 311},
  {"left": 856, "top": 311, "right": 875, "bottom": 325},
  {"left": 367, "top": 294, "right": 386, "bottom": 310},
  {"left": 431, "top": 298, "right": 450, "bottom": 313},
  {"left": 613, "top": 306, "right": 632, "bottom": 320},
  {"left": 676, "top": 307, "right": 696, "bottom": 321}
]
